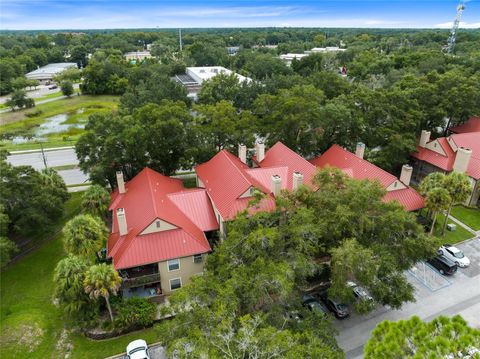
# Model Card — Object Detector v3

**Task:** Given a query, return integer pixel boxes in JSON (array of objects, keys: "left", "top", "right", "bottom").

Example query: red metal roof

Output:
[
  {"left": 114, "top": 229, "right": 210, "bottom": 270},
  {"left": 412, "top": 133, "right": 480, "bottom": 180},
  {"left": 384, "top": 188, "right": 425, "bottom": 212},
  {"left": 107, "top": 168, "right": 212, "bottom": 270},
  {"left": 450, "top": 117, "right": 480, "bottom": 134},
  {"left": 310, "top": 144, "right": 397, "bottom": 187},
  {"left": 311, "top": 145, "right": 424, "bottom": 211},
  {"left": 168, "top": 189, "right": 219, "bottom": 232},
  {"left": 411, "top": 138, "right": 455, "bottom": 171},
  {"left": 259, "top": 142, "right": 317, "bottom": 188}
]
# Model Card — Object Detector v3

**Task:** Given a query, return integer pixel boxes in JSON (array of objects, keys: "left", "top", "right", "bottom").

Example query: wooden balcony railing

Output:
[{"left": 121, "top": 272, "right": 161, "bottom": 289}]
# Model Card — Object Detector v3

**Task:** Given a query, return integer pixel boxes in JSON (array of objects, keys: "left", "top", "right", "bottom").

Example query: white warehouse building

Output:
[{"left": 26, "top": 63, "right": 78, "bottom": 84}]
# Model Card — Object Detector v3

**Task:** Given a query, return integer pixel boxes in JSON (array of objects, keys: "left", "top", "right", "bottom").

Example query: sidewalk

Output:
[{"left": 448, "top": 214, "right": 479, "bottom": 237}]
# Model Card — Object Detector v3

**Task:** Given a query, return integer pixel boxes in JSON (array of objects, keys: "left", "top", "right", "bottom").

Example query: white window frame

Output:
[
  {"left": 169, "top": 277, "right": 182, "bottom": 291},
  {"left": 167, "top": 258, "right": 180, "bottom": 272},
  {"left": 193, "top": 254, "right": 203, "bottom": 263}
]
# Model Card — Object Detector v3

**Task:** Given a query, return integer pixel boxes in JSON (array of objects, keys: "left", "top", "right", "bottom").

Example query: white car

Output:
[
  {"left": 346, "top": 281, "right": 373, "bottom": 301},
  {"left": 126, "top": 339, "right": 150, "bottom": 359},
  {"left": 438, "top": 244, "right": 470, "bottom": 268}
]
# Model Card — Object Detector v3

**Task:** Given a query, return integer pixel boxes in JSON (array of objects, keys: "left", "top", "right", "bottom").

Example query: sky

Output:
[{"left": 0, "top": 0, "right": 479, "bottom": 30}]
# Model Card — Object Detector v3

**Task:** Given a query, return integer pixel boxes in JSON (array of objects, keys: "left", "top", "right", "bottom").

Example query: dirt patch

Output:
[
  {"left": 53, "top": 328, "right": 74, "bottom": 359},
  {"left": 0, "top": 323, "right": 44, "bottom": 352}
]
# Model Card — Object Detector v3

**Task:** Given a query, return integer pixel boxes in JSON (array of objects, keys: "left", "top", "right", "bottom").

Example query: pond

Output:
[{"left": 9, "top": 110, "right": 87, "bottom": 144}]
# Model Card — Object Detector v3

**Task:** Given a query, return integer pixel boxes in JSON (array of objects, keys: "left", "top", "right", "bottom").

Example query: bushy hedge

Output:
[{"left": 114, "top": 297, "right": 156, "bottom": 329}]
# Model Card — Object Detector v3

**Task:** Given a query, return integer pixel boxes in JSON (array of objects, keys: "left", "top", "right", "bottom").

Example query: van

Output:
[{"left": 427, "top": 255, "right": 457, "bottom": 275}]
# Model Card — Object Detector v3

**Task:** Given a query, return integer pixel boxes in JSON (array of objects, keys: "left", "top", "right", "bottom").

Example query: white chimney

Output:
[
  {"left": 116, "top": 208, "right": 128, "bottom": 236},
  {"left": 271, "top": 175, "right": 282, "bottom": 196},
  {"left": 400, "top": 164, "right": 413, "bottom": 186},
  {"left": 355, "top": 142, "right": 365, "bottom": 159},
  {"left": 453, "top": 147, "right": 472, "bottom": 173},
  {"left": 116, "top": 171, "right": 126, "bottom": 194},
  {"left": 419, "top": 130, "right": 431, "bottom": 148},
  {"left": 238, "top": 144, "right": 247, "bottom": 164},
  {"left": 256, "top": 142, "right": 265, "bottom": 162},
  {"left": 292, "top": 171, "right": 304, "bottom": 191}
]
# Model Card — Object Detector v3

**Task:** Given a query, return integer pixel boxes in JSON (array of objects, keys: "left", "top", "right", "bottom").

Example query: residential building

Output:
[
  {"left": 26, "top": 62, "right": 77, "bottom": 84},
  {"left": 411, "top": 130, "right": 480, "bottom": 206},
  {"left": 172, "top": 66, "right": 251, "bottom": 100},
  {"left": 310, "top": 143, "right": 424, "bottom": 212},
  {"left": 227, "top": 46, "right": 240, "bottom": 56},
  {"left": 196, "top": 141, "right": 423, "bottom": 236},
  {"left": 107, "top": 168, "right": 218, "bottom": 301},
  {"left": 195, "top": 142, "right": 317, "bottom": 235}
]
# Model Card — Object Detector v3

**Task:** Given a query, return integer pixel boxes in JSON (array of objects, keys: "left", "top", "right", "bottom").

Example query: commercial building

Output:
[
  {"left": 25, "top": 62, "right": 77, "bottom": 84},
  {"left": 305, "top": 47, "right": 347, "bottom": 54},
  {"left": 124, "top": 51, "right": 152, "bottom": 62},
  {"left": 411, "top": 127, "right": 480, "bottom": 206},
  {"left": 173, "top": 66, "right": 251, "bottom": 100},
  {"left": 278, "top": 53, "right": 310, "bottom": 66}
]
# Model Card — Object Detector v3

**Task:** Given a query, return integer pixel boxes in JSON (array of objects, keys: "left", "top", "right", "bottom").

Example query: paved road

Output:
[
  {"left": 7, "top": 148, "right": 78, "bottom": 170},
  {"left": 7, "top": 148, "right": 88, "bottom": 186},
  {"left": 336, "top": 237, "right": 480, "bottom": 359}
]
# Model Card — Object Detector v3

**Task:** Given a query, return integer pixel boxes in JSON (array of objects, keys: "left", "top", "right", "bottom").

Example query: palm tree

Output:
[
  {"left": 54, "top": 254, "right": 90, "bottom": 317},
  {"left": 425, "top": 188, "right": 451, "bottom": 236},
  {"left": 83, "top": 263, "right": 122, "bottom": 322},
  {"left": 441, "top": 172, "right": 471, "bottom": 235},
  {"left": 419, "top": 172, "right": 446, "bottom": 219},
  {"left": 81, "top": 185, "right": 110, "bottom": 220},
  {"left": 62, "top": 214, "right": 107, "bottom": 260}
]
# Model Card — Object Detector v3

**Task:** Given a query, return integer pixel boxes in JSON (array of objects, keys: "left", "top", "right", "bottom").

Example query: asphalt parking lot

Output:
[{"left": 336, "top": 237, "right": 480, "bottom": 359}]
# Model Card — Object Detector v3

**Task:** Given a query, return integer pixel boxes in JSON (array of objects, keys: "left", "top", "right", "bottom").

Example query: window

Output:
[
  {"left": 168, "top": 258, "right": 180, "bottom": 271},
  {"left": 170, "top": 278, "right": 182, "bottom": 290},
  {"left": 156, "top": 220, "right": 161, "bottom": 228},
  {"left": 193, "top": 254, "right": 203, "bottom": 263}
]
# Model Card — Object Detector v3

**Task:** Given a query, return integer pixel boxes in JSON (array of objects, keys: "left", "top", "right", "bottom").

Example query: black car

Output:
[
  {"left": 302, "top": 294, "right": 328, "bottom": 315},
  {"left": 427, "top": 255, "right": 457, "bottom": 275},
  {"left": 320, "top": 296, "right": 350, "bottom": 319}
]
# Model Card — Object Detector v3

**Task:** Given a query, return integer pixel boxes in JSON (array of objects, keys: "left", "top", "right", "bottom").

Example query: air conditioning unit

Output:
[{"left": 447, "top": 223, "right": 456, "bottom": 231}]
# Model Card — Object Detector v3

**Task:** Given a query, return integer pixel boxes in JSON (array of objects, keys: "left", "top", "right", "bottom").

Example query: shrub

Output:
[{"left": 114, "top": 297, "right": 156, "bottom": 329}]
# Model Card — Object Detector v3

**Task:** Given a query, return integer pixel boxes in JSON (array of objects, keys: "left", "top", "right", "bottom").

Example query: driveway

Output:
[{"left": 335, "top": 237, "right": 480, "bottom": 359}]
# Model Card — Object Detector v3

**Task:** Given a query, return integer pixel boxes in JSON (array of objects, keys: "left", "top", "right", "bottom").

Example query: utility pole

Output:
[
  {"left": 444, "top": 1, "right": 466, "bottom": 54},
  {"left": 40, "top": 142, "right": 48, "bottom": 170}
]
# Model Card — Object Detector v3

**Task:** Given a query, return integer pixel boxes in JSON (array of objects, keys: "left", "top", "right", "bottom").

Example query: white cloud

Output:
[{"left": 435, "top": 21, "right": 480, "bottom": 29}]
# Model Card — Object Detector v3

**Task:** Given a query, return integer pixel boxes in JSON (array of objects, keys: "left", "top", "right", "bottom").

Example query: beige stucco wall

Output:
[
  {"left": 385, "top": 179, "right": 407, "bottom": 192},
  {"left": 158, "top": 254, "right": 206, "bottom": 295},
  {"left": 140, "top": 218, "right": 178, "bottom": 235},
  {"left": 425, "top": 139, "right": 446, "bottom": 155}
]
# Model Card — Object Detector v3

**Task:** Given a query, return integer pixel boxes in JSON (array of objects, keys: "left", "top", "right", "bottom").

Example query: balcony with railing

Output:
[{"left": 120, "top": 264, "right": 161, "bottom": 289}]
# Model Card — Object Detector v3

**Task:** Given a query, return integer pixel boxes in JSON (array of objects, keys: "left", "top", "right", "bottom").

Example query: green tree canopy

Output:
[
  {"left": 62, "top": 214, "right": 107, "bottom": 260},
  {"left": 365, "top": 315, "right": 480, "bottom": 358},
  {"left": 81, "top": 185, "right": 110, "bottom": 220},
  {"left": 83, "top": 263, "right": 122, "bottom": 323}
]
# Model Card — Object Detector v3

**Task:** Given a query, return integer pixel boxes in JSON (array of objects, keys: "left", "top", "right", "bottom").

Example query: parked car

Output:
[
  {"left": 302, "top": 293, "right": 328, "bottom": 315},
  {"left": 126, "top": 339, "right": 150, "bottom": 359},
  {"left": 438, "top": 244, "right": 470, "bottom": 267},
  {"left": 48, "top": 85, "right": 58, "bottom": 90},
  {"left": 320, "top": 295, "right": 350, "bottom": 319},
  {"left": 346, "top": 281, "right": 373, "bottom": 301},
  {"left": 427, "top": 255, "right": 458, "bottom": 275}
]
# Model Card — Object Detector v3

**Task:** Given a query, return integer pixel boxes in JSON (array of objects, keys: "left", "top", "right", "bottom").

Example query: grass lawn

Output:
[
  {"left": 433, "top": 213, "right": 474, "bottom": 245},
  {"left": 450, "top": 205, "right": 480, "bottom": 231},
  {"left": 0, "top": 95, "right": 119, "bottom": 152},
  {"left": 0, "top": 192, "right": 158, "bottom": 359},
  {"left": 33, "top": 88, "right": 81, "bottom": 103}
]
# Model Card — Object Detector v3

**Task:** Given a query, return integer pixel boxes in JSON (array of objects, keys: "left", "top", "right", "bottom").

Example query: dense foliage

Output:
[
  {"left": 156, "top": 168, "right": 437, "bottom": 356},
  {"left": 365, "top": 315, "right": 480, "bottom": 358},
  {"left": 0, "top": 153, "right": 69, "bottom": 237},
  {"left": 114, "top": 297, "right": 157, "bottom": 329}
]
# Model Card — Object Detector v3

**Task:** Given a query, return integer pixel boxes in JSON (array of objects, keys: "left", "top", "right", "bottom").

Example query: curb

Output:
[{"left": 8, "top": 146, "right": 75, "bottom": 154}]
